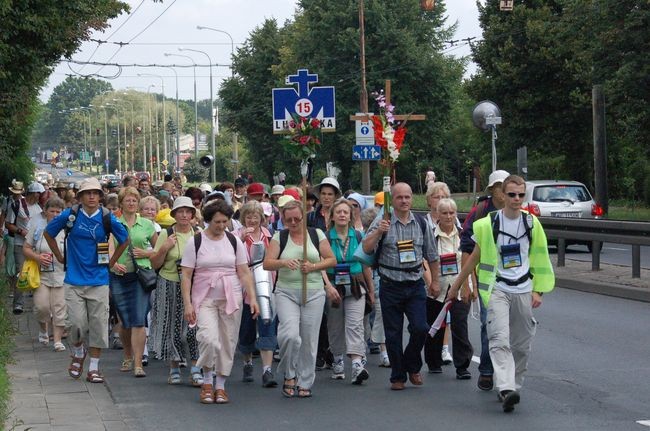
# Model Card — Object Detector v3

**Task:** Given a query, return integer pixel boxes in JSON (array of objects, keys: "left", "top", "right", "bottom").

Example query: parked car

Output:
[
  {"left": 523, "top": 180, "right": 602, "bottom": 219},
  {"left": 523, "top": 180, "right": 603, "bottom": 251},
  {"left": 100, "top": 174, "right": 117, "bottom": 185}
]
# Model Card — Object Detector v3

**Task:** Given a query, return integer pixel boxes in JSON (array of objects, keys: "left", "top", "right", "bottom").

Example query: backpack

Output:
[
  {"left": 9, "top": 197, "right": 30, "bottom": 235},
  {"left": 273, "top": 227, "right": 321, "bottom": 292},
  {"left": 374, "top": 213, "right": 428, "bottom": 272},
  {"left": 192, "top": 230, "right": 237, "bottom": 259},
  {"left": 63, "top": 204, "right": 112, "bottom": 270}
]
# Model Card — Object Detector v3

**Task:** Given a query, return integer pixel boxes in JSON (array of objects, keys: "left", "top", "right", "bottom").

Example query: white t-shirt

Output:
[{"left": 494, "top": 210, "right": 531, "bottom": 294}]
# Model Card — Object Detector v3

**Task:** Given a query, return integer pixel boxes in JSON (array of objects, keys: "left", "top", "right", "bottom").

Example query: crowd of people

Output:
[{"left": 0, "top": 168, "right": 554, "bottom": 412}]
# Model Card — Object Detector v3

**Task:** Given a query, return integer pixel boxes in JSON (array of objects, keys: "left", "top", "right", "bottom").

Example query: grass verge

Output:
[{"left": 0, "top": 275, "right": 14, "bottom": 425}]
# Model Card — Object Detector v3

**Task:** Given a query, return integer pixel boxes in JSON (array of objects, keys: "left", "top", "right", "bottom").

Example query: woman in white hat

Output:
[{"left": 150, "top": 196, "right": 202, "bottom": 386}]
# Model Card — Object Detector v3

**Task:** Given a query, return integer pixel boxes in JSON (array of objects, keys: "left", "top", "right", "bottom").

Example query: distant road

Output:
[{"left": 561, "top": 243, "right": 650, "bottom": 269}]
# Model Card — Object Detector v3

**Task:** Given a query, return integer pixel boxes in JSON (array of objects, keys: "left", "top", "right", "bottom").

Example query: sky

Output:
[{"left": 40, "top": 0, "right": 482, "bottom": 103}]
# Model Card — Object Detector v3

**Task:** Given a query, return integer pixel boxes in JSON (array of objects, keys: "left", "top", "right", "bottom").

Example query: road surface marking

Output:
[
  {"left": 472, "top": 355, "right": 480, "bottom": 364},
  {"left": 603, "top": 247, "right": 627, "bottom": 251},
  {"left": 636, "top": 420, "right": 650, "bottom": 427}
]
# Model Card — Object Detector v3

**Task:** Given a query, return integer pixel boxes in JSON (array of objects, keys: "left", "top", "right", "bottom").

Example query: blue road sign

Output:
[
  {"left": 104, "top": 159, "right": 110, "bottom": 167},
  {"left": 272, "top": 69, "right": 336, "bottom": 133},
  {"left": 352, "top": 145, "right": 381, "bottom": 161}
]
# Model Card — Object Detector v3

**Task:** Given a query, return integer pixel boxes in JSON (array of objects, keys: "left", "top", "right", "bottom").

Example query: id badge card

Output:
[
  {"left": 439, "top": 253, "right": 459, "bottom": 276},
  {"left": 397, "top": 240, "right": 416, "bottom": 264},
  {"left": 97, "top": 242, "right": 110, "bottom": 265},
  {"left": 501, "top": 243, "right": 522, "bottom": 269},
  {"left": 334, "top": 263, "right": 351, "bottom": 286}
]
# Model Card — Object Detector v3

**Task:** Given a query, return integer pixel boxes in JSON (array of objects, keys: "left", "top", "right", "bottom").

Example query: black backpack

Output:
[
  {"left": 192, "top": 230, "right": 237, "bottom": 258},
  {"left": 489, "top": 211, "right": 533, "bottom": 245},
  {"left": 63, "top": 204, "right": 112, "bottom": 270},
  {"left": 272, "top": 227, "right": 321, "bottom": 291}
]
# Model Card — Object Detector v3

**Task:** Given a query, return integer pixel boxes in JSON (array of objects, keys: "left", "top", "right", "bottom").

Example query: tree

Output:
[{"left": 0, "top": 1, "right": 129, "bottom": 189}]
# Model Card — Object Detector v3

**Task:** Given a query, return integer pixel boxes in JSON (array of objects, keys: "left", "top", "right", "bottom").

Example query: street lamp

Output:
[
  {"left": 98, "top": 105, "right": 111, "bottom": 174},
  {"left": 179, "top": 47, "right": 215, "bottom": 181},
  {"left": 137, "top": 73, "right": 166, "bottom": 178},
  {"left": 196, "top": 25, "right": 234, "bottom": 77},
  {"left": 113, "top": 98, "right": 134, "bottom": 173},
  {"left": 159, "top": 63, "right": 180, "bottom": 171},
  {"left": 166, "top": 52, "right": 199, "bottom": 161},
  {"left": 105, "top": 103, "right": 122, "bottom": 174}
]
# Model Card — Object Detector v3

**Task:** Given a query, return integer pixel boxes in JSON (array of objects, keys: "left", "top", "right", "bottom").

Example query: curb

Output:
[{"left": 557, "top": 277, "right": 650, "bottom": 303}]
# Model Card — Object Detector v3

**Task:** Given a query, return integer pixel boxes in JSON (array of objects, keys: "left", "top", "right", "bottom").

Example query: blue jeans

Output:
[
  {"left": 478, "top": 298, "right": 494, "bottom": 376},
  {"left": 238, "top": 303, "right": 278, "bottom": 354},
  {"left": 379, "top": 277, "right": 428, "bottom": 383}
]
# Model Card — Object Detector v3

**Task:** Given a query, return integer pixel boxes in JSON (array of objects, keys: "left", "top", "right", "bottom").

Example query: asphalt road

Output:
[{"left": 99, "top": 288, "right": 650, "bottom": 431}]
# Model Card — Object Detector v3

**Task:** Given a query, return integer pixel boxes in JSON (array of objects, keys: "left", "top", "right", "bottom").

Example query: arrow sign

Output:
[{"left": 352, "top": 145, "right": 381, "bottom": 161}]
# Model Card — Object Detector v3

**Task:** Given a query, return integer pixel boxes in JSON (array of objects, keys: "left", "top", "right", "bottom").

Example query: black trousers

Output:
[{"left": 424, "top": 296, "right": 473, "bottom": 370}]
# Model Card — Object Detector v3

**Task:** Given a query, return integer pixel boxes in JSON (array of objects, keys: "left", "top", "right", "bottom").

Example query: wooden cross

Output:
[{"left": 349, "top": 80, "right": 426, "bottom": 123}]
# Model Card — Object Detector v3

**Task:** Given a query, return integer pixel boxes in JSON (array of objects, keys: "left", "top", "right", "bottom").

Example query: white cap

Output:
[
  {"left": 271, "top": 185, "right": 285, "bottom": 195},
  {"left": 316, "top": 177, "right": 341, "bottom": 195},
  {"left": 27, "top": 182, "right": 45, "bottom": 193},
  {"left": 198, "top": 183, "right": 213, "bottom": 194},
  {"left": 487, "top": 170, "right": 510, "bottom": 190},
  {"left": 277, "top": 195, "right": 295, "bottom": 208}
]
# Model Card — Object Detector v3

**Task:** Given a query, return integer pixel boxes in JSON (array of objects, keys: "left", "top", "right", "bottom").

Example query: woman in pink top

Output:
[{"left": 181, "top": 200, "right": 259, "bottom": 405}]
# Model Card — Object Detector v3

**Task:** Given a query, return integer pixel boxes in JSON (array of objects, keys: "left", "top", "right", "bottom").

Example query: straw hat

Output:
[{"left": 8, "top": 180, "right": 25, "bottom": 194}]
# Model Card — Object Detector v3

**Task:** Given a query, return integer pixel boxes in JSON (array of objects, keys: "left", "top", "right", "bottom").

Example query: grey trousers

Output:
[
  {"left": 275, "top": 289, "right": 325, "bottom": 389},
  {"left": 13, "top": 244, "right": 25, "bottom": 308},
  {"left": 328, "top": 293, "right": 366, "bottom": 358},
  {"left": 487, "top": 289, "right": 537, "bottom": 392}
]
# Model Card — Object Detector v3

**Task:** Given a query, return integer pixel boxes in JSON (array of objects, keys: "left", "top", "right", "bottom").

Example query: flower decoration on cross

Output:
[
  {"left": 371, "top": 90, "right": 408, "bottom": 174},
  {"left": 283, "top": 114, "right": 322, "bottom": 160}
]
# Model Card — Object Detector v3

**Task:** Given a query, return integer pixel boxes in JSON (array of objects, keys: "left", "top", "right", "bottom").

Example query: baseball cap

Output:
[
  {"left": 271, "top": 184, "right": 285, "bottom": 195},
  {"left": 316, "top": 177, "right": 341, "bottom": 195},
  {"left": 27, "top": 182, "right": 45, "bottom": 193},
  {"left": 198, "top": 183, "right": 213, "bottom": 194},
  {"left": 374, "top": 192, "right": 385, "bottom": 206},
  {"left": 277, "top": 195, "right": 295, "bottom": 208},
  {"left": 282, "top": 188, "right": 301, "bottom": 201},
  {"left": 487, "top": 170, "right": 510, "bottom": 190},
  {"left": 247, "top": 182, "right": 265, "bottom": 196}
]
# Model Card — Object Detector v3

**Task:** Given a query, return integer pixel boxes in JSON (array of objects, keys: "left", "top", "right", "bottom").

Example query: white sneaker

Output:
[
  {"left": 351, "top": 364, "right": 369, "bottom": 385},
  {"left": 379, "top": 355, "right": 391, "bottom": 368},
  {"left": 442, "top": 347, "right": 453, "bottom": 365},
  {"left": 331, "top": 359, "right": 345, "bottom": 380}
]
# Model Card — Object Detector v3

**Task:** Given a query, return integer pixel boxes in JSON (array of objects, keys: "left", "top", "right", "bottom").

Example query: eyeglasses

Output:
[
  {"left": 506, "top": 192, "right": 526, "bottom": 199},
  {"left": 285, "top": 217, "right": 303, "bottom": 224},
  {"left": 350, "top": 203, "right": 359, "bottom": 208}
]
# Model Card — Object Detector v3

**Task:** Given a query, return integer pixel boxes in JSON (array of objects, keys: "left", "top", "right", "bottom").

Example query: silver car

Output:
[{"left": 524, "top": 180, "right": 602, "bottom": 219}]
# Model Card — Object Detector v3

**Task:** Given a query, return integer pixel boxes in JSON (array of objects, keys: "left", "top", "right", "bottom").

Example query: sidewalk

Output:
[{"left": 4, "top": 298, "right": 129, "bottom": 431}]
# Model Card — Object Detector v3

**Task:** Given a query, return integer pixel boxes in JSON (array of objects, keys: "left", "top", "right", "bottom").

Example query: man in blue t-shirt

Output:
[{"left": 44, "top": 178, "right": 129, "bottom": 383}]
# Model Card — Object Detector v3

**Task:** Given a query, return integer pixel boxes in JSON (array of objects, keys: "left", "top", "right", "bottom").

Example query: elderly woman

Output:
[
  {"left": 181, "top": 200, "right": 259, "bottom": 404},
  {"left": 425, "top": 182, "right": 452, "bottom": 228},
  {"left": 150, "top": 197, "right": 202, "bottom": 386},
  {"left": 23, "top": 196, "right": 67, "bottom": 351},
  {"left": 111, "top": 186, "right": 158, "bottom": 378},
  {"left": 324, "top": 198, "right": 375, "bottom": 385},
  {"left": 233, "top": 201, "right": 277, "bottom": 387},
  {"left": 425, "top": 198, "right": 473, "bottom": 378},
  {"left": 263, "top": 200, "right": 336, "bottom": 398},
  {"left": 346, "top": 192, "right": 367, "bottom": 232},
  {"left": 139, "top": 195, "right": 161, "bottom": 233}
]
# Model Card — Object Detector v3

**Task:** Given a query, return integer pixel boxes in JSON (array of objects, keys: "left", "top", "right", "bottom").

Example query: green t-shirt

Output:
[
  {"left": 114, "top": 214, "right": 156, "bottom": 272},
  {"left": 153, "top": 227, "right": 195, "bottom": 282},
  {"left": 274, "top": 228, "right": 326, "bottom": 291}
]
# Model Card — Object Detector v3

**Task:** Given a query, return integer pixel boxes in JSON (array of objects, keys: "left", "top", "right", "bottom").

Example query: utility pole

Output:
[
  {"left": 593, "top": 85, "right": 608, "bottom": 214},
  {"left": 359, "top": 0, "right": 371, "bottom": 195}
]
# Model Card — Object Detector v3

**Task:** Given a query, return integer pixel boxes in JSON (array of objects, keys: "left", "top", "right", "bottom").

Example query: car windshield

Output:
[{"left": 532, "top": 185, "right": 592, "bottom": 203}]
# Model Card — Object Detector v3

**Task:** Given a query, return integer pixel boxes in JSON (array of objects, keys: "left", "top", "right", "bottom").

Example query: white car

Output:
[
  {"left": 523, "top": 180, "right": 602, "bottom": 219},
  {"left": 100, "top": 174, "right": 117, "bottom": 185}
]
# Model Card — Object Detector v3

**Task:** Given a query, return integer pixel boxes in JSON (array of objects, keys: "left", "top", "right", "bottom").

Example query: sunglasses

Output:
[
  {"left": 506, "top": 192, "right": 526, "bottom": 198},
  {"left": 285, "top": 217, "right": 303, "bottom": 224}
]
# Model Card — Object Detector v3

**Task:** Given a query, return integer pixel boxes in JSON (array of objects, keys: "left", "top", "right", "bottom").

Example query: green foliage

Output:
[
  {"left": 219, "top": 1, "right": 462, "bottom": 190},
  {"left": 0, "top": 1, "right": 129, "bottom": 190},
  {"left": 0, "top": 276, "right": 15, "bottom": 424}
]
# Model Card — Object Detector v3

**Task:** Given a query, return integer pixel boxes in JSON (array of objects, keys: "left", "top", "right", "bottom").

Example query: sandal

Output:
[
  {"left": 120, "top": 358, "right": 134, "bottom": 372},
  {"left": 86, "top": 370, "right": 104, "bottom": 383},
  {"left": 38, "top": 332, "right": 49, "bottom": 345},
  {"left": 68, "top": 353, "right": 86, "bottom": 379},
  {"left": 214, "top": 388, "right": 229, "bottom": 404},
  {"left": 282, "top": 378, "right": 296, "bottom": 398},
  {"left": 200, "top": 384, "right": 214, "bottom": 404},
  {"left": 134, "top": 366, "right": 147, "bottom": 378},
  {"left": 53, "top": 342, "right": 66, "bottom": 352},
  {"left": 190, "top": 367, "right": 204, "bottom": 387},
  {"left": 168, "top": 370, "right": 181, "bottom": 385},
  {"left": 297, "top": 387, "right": 312, "bottom": 398}
]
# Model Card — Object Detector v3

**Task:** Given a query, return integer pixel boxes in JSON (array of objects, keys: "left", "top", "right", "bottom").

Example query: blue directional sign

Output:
[
  {"left": 352, "top": 145, "right": 381, "bottom": 161},
  {"left": 272, "top": 69, "right": 336, "bottom": 133}
]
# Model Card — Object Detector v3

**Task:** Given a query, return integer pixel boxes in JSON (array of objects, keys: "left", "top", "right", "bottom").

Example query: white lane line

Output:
[
  {"left": 604, "top": 247, "right": 628, "bottom": 251},
  {"left": 472, "top": 355, "right": 480, "bottom": 364},
  {"left": 636, "top": 420, "right": 650, "bottom": 427}
]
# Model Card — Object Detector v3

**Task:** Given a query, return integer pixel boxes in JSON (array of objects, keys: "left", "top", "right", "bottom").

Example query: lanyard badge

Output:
[
  {"left": 439, "top": 253, "right": 459, "bottom": 276},
  {"left": 97, "top": 242, "right": 110, "bottom": 265},
  {"left": 334, "top": 263, "right": 352, "bottom": 287},
  {"left": 397, "top": 239, "right": 416, "bottom": 264},
  {"left": 500, "top": 243, "right": 522, "bottom": 269}
]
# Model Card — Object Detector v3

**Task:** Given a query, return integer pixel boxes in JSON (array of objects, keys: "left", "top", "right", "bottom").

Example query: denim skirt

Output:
[{"left": 109, "top": 272, "right": 150, "bottom": 328}]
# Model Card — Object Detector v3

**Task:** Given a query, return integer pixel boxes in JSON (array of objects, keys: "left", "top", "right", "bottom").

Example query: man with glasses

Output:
[
  {"left": 448, "top": 175, "right": 554, "bottom": 413},
  {"left": 459, "top": 169, "right": 509, "bottom": 392}
]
